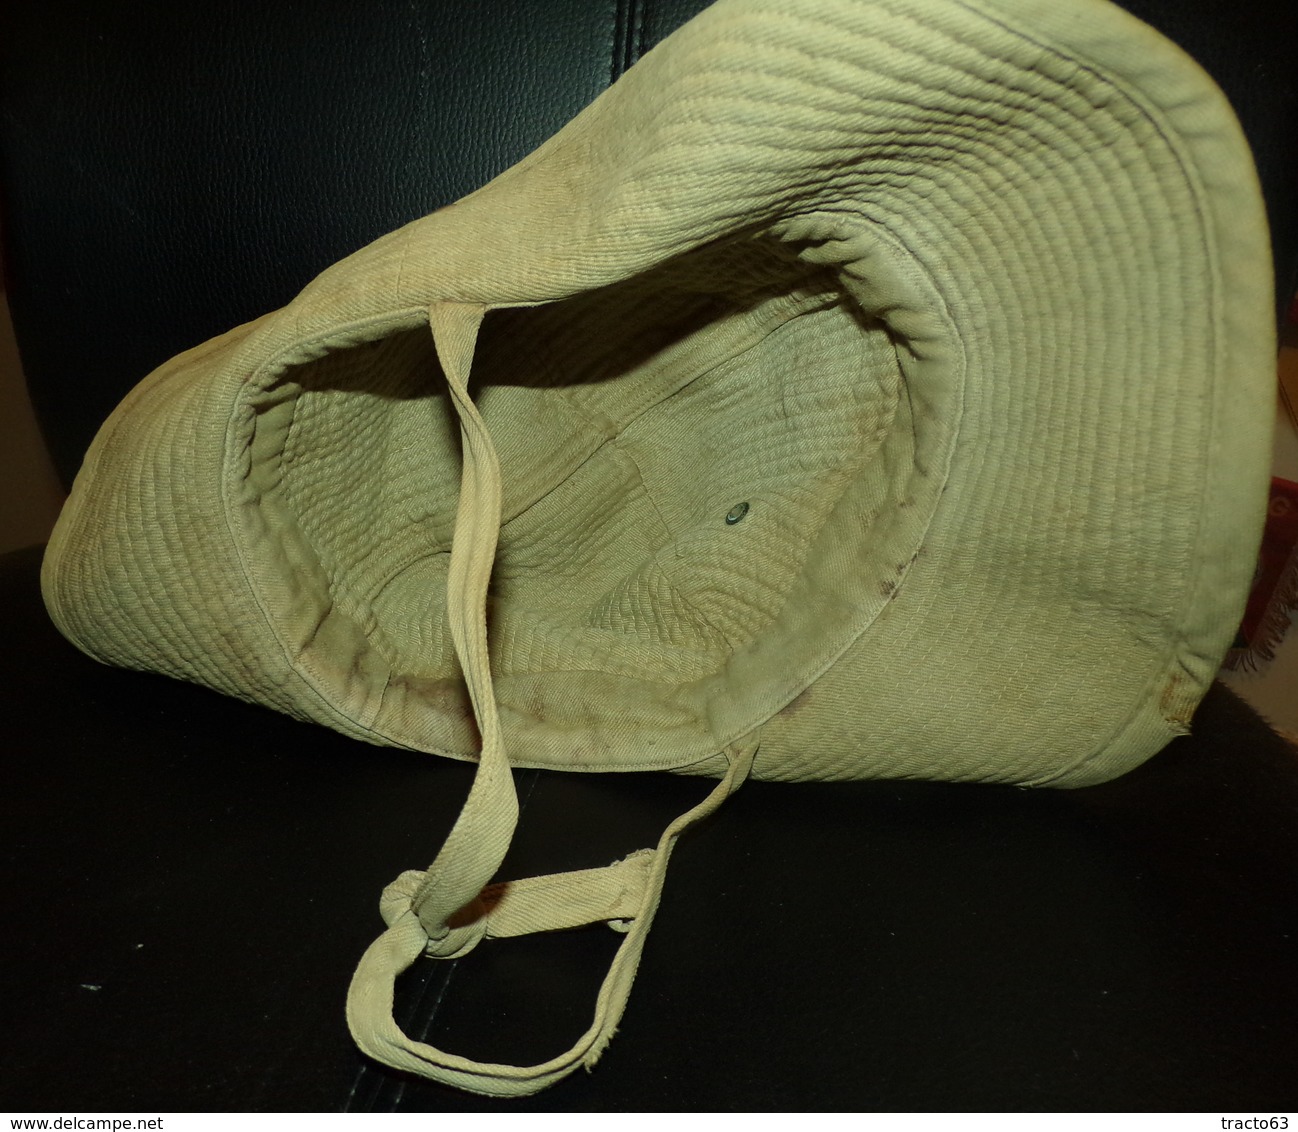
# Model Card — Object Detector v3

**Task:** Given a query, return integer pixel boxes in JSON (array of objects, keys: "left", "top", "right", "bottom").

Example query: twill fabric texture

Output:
[{"left": 41, "top": 0, "right": 1275, "bottom": 1096}]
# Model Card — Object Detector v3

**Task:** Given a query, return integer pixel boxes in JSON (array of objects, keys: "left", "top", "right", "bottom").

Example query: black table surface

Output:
[{"left": 2, "top": 543, "right": 1296, "bottom": 1112}]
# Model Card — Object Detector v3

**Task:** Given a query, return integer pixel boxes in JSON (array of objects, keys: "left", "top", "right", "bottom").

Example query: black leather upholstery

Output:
[
  {"left": 2, "top": 0, "right": 1296, "bottom": 489},
  {"left": 1, "top": 540, "right": 1297, "bottom": 1111},
  {"left": 0, "top": 0, "right": 713, "bottom": 487},
  {"left": 2, "top": 0, "right": 1297, "bottom": 1112}
]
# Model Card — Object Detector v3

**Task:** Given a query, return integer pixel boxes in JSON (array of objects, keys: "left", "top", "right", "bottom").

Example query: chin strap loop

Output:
[
  {"left": 347, "top": 737, "right": 756, "bottom": 1097},
  {"left": 343, "top": 301, "right": 758, "bottom": 1097}
]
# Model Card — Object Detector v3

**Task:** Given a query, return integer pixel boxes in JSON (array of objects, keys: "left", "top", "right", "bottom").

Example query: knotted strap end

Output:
[{"left": 346, "top": 738, "right": 757, "bottom": 1097}]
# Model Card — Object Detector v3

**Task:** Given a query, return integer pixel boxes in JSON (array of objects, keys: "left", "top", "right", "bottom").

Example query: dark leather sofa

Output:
[{"left": 2, "top": 0, "right": 1297, "bottom": 1112}]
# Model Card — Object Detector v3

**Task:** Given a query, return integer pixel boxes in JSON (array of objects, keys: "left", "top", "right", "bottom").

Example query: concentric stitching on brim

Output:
[{"left": 44, "top": 0, "right": 1274, "bottom": 785}]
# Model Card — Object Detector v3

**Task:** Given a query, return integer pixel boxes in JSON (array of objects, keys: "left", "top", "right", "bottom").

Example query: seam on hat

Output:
[
  {"left": 220, "top": 309, "right": 432, "bottom": 746},
  {"left": 218, "top": 308, "right": 745, "bottom": 769},
  {"left": 614, "top": 442, "right": 735, "bottom": 652}
]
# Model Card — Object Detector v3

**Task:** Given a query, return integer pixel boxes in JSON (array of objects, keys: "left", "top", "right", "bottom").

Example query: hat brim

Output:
[{"left": 45, "top": 0, "right": 1274, "bottom": 787}]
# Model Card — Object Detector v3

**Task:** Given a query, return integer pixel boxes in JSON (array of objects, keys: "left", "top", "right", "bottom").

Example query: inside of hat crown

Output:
[{"left": 242, "top": 221, "right": 959, "bottom": 769}]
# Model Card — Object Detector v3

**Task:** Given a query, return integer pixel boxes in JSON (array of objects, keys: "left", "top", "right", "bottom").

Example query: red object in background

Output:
[
  {"left": 1228, "top": 291, "right": 1298, "bottom": 668},
  {"left": 1233, "top": 476, "right": 1298, "bottom": 664}
]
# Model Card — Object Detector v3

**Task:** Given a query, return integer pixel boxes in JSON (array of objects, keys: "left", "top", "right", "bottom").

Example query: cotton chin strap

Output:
[{"left": 345, "top": 302, "right": 758, "bottom": 1098}]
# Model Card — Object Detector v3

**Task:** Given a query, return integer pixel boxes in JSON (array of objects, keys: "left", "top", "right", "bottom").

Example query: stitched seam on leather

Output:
[{"left": 610, "top": 0, "right": 645, "bottom": 83}]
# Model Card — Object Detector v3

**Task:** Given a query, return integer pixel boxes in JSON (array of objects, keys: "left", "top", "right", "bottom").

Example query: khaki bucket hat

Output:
[{"left": 43, "top": 0, "right": 1274, "bottom": 1096}]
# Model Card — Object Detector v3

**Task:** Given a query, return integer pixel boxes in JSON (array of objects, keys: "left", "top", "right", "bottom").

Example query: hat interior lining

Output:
[{"left": 243, "top": 223, "right": 959, "bottom": 766}]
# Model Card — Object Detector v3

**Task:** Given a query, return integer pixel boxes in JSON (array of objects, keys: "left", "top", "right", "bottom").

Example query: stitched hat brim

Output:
[{"left": 45, "top": 0, "right": 1275, "bottom": 786}]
